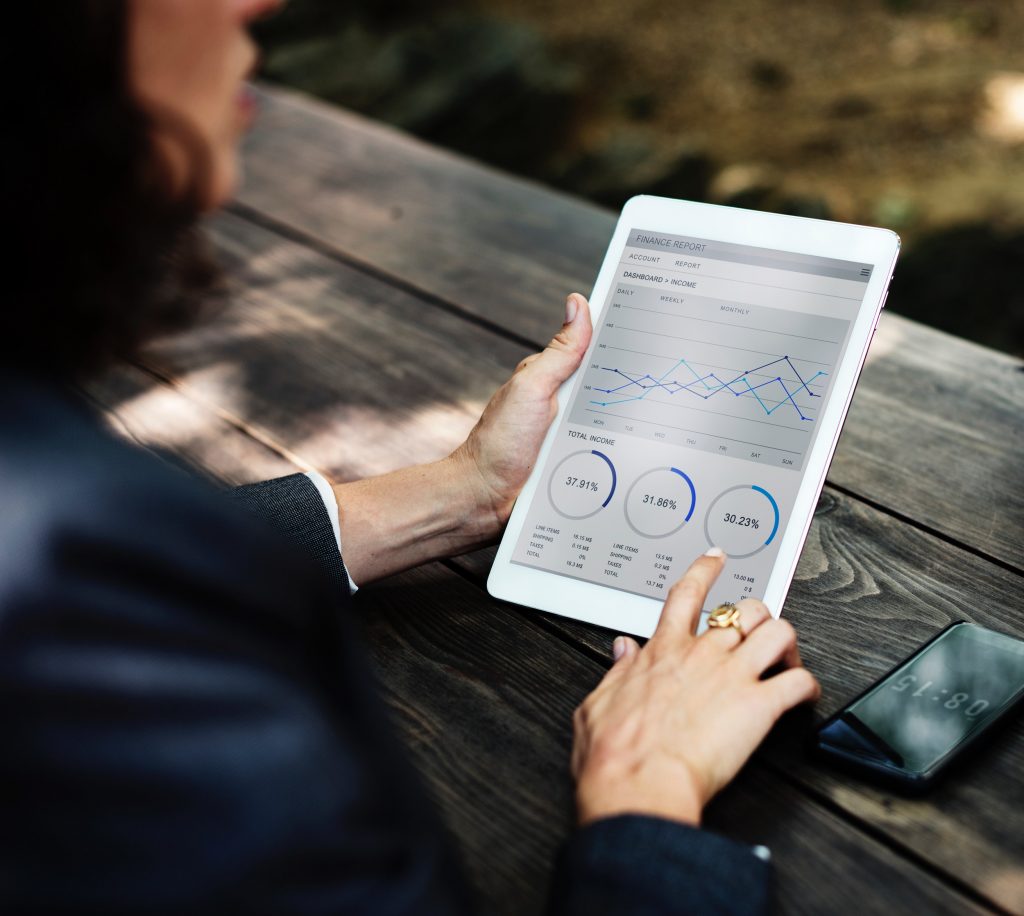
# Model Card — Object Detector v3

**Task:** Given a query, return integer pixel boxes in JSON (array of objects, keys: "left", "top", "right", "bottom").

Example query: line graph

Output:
[
  {"left": 568, "top": 284, "right": 852, "bottom": 470},
  {"left": 591, "top": 355, "right": 826, "bottom": 422}
]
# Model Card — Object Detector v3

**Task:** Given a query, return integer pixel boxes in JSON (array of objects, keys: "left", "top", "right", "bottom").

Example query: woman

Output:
[{"left": 1, "top": 1, "right": 820, "bottom": 912}]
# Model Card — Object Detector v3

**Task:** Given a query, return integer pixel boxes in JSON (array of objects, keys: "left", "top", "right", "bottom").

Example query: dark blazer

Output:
[{"left": 0, "top": 370, "right": 771, "bottom": 914}]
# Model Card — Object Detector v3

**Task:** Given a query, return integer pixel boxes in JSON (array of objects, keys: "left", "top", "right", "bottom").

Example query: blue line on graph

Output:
[
  {"left": 590, "top": 355, "right": 826, "bottom": 422},
  {"left": 592, "top": 450, "right": 617, "bottom": 507}
]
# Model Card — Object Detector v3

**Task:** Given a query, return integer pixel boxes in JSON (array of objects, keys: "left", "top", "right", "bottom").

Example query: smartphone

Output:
[{"left": 812, "top": 621, "right": 1024, "bottom": 793}]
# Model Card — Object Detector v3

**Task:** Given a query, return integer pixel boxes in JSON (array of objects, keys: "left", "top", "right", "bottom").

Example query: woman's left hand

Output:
[
  {"left": 333, "top": 294, "right": 591, "bottom": 585},
  {"left": 453, "top": 293, "right": 593, "bottom": 531}
]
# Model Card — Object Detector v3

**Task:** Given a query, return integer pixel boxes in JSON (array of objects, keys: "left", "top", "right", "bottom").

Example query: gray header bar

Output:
[{"left": 626, "top": 229, "right": 872, "bottom": 283}]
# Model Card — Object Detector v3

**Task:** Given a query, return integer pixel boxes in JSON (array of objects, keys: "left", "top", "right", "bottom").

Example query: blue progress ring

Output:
[
  {"left": 751, "top": 485, "right": 780, "bottom": 545},
  {"left": 592, "top": 450, "right": 617, "bottom": 507},
  {"left": 670, "top": 468, "right": 697, "bottom": 521}
]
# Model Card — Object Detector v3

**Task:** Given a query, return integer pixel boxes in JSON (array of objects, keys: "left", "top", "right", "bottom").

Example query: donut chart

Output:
[
  {"left": 703, "top": 485, "right": 781, "bottom": 558},
  {"left": 624, "top": 467, "right": 697, "bottom": 538},
  {"left": 548, "top": 449, "right": 617, "bottom": 519}
]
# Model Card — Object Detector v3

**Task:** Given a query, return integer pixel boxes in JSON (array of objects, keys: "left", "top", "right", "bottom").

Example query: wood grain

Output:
[
  {"left": 122, "top": 209, "right": 1024, "bottom": 911},
  {"left": 355, "top": 561, "right": 988, "bottom": 916},
  {"left": 82, "top": 362, "right": 298, "bottom": 484},
  {"left": 143, "top": 210, "right": 530, "bottom": 481},
  {"left": 235, "top": 84, "right": 1024, "bottom": 570},
  {"left": 235, "top": 87, "right": 610, "bottom": 344},
  {"left": 450, "top": 488, "right": 1024, "bottom": 912},
  {"left": 89, "top": 368, "right": 989, "bottom": 913}
]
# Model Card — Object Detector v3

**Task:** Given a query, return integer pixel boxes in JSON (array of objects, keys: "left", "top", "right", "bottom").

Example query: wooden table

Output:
[{"left": 89, "top": 85, "right": 1024, "bottom": 915}]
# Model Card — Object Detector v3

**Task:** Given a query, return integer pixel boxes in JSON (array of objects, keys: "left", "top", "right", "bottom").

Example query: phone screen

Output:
[
  {"left": 820, "top": 623, "right": 1024, "bottom": 775},
  {"left": 509, "top": 228, "right": 876, "bottom": 612}
]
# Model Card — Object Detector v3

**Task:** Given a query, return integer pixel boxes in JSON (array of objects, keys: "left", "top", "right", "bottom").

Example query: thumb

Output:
[
  {"left": 611, "top": 635, "right": 640, "bottom": 666},
  {"left": 594, "top": 635, "right": 640, "bottom": 692},
  {"left": 525, "top": 294, "right": 593, "bottom": 391},
  {"left": 575, "top": 633, "right": 639, "bottom": 781}
]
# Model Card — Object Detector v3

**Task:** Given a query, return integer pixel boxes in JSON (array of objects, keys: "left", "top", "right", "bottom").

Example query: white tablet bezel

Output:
[{"left": 488, "top": 195, "right": 899, "bottom": 637}]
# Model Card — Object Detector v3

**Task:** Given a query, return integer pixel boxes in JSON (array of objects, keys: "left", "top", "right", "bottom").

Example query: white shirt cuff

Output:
[{"left": 304, "top": 470, "right": 358, "bottom": 594}]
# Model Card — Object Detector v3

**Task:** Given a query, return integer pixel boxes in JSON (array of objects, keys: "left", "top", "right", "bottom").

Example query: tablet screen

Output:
[{"left": 511, "top": 228, "right": 875, "bottom": 611}]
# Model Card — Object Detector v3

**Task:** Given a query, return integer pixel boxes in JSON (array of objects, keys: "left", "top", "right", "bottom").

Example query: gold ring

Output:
[{"left": 707, "top": 602, "right": 743, "bottom": 638}]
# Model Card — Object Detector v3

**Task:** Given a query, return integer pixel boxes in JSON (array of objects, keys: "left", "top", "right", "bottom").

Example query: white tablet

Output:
[{"left": 488, "top": 195, "right": 899, "bottom": 637}]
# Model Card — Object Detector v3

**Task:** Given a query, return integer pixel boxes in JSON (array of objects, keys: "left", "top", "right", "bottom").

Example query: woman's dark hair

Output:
[{"left": 6, "top": 1, "right": 219, "bottom": 380}]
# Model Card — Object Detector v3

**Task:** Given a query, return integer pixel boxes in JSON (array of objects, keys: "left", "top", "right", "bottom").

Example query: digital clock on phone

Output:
[
  {"left": 888, "top": 673, "right": 991, "bottom": 718},
  {"left": 812, "top": 622, "right": 1024, "bottom": 791}
]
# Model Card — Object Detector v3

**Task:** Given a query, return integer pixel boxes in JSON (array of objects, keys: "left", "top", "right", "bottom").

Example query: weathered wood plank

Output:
[
  {"left": 235, "top": 85, "right": 1024, "bottom": 569},
  {"left": 134, "top": 209, "right": 1023, "bottom": 911},
  {"left": 82, "top": 362, "right": 298, "bottom": 484},
  {"left": 835, "top": 315, "right": 1024, "bottom": 572},
  {"left": 94, "top": 341, "right": 988, "bottom": 914},
  {"left": 449, "top": 487, "right": 1024, "bottom": 913},
  {"left": 236, "top": 89, "right": 610, "bottom": 345},
  {"left": 356, "top": 561, "right": 988, "bottom": 916},
  {"left": 147, "top": 211, "right": 530, "bottom": 481}
]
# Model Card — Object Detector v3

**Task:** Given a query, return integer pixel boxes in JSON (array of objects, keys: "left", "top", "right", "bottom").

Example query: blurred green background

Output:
[{"left": 254, "top": 0, "right": 1023, "bottom": 356}]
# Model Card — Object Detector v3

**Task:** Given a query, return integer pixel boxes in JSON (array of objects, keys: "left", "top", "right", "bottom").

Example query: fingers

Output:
[
  {"left": 518, "top": 294, "right": 593, "bottom": 392},
  {"left": 735, "top": 599, "right": 772, "bottom": 638},
  {"left": 612, "top": 635, "right": 640, "bottom": 663},
  {"left": 596, "top": 635, "right": 640, "bottom": 691},
  {"left": 570, "top": 705, "right": 586, "bottom": 779},
  {"left": 735, "top": 617, "right": 803, "bottom": 675},
  {"left": 761, "top": 665, "right": 821, "bottom": 715},
  {"left": 571, "top": 633, "right": 638, "bottom": 781},
  {"left": 701, "top": 598, "right": 772, "bottom": 649},
  {"left": 653, "top": 549, "right": 726, "bottom": 642}
]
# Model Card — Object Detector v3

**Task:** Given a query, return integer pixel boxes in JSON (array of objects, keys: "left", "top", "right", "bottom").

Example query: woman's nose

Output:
[{"left": 235, "top": 0, "right": 285, "bottom": 23}]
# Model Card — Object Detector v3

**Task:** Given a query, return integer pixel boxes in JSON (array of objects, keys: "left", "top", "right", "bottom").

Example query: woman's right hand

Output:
[{"left": 571, "top": 548, "right": 820, "bottom": 826}]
